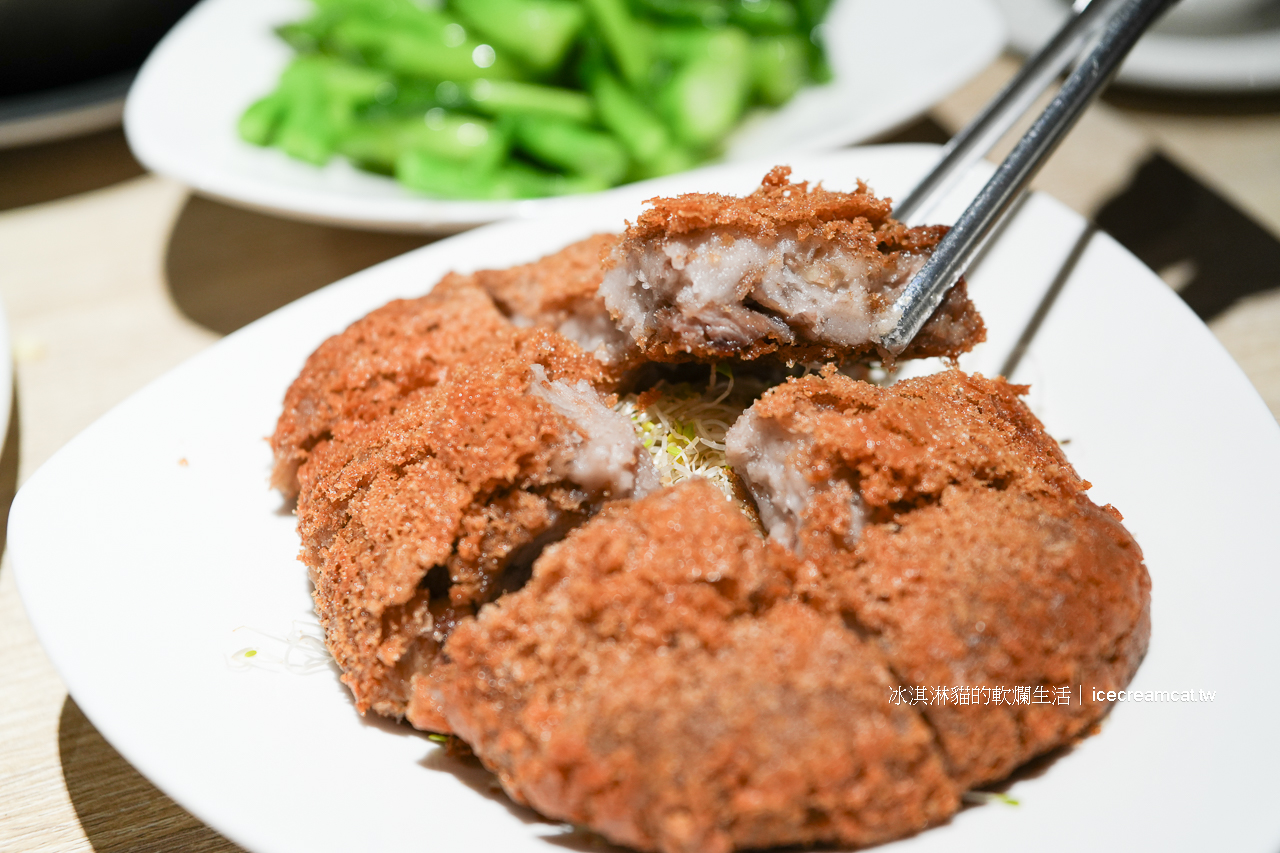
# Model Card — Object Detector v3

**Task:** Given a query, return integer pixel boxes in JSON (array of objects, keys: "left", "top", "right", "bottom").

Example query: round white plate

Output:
[
  {"left": 994, "top": 0, "right": 1280, "bottom": 92},
  {"left": 123, "top": 0, "right": 1005, "bottom": 232},
  {"left": 0, "top": 72, "right": 132, "bottom": 151},
  {"left": 11, "top": 146, "right": 1280, "bottom": 853}
]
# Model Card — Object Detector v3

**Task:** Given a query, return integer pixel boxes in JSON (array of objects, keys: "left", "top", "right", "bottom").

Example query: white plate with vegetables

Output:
[
  {"left": 11, "top": 146, "right": 1280, "bottom": 852},
  {"left": 124, "top": 0, "right": 1004, "bottom": 231}
]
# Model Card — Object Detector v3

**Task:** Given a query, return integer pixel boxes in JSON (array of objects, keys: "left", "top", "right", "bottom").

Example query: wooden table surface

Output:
[{"left": 1, "top": 54, "right": 1278, "bottom": 852}]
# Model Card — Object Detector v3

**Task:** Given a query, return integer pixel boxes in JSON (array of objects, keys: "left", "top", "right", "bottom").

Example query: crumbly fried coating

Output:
[
  {"left": 600, "top": 166, "right": 985, "bottom": 364},
  {"left": 270, "top": 278, "right": 511, "bottom": 497},
  {"left": 736, "top": 371, "right": 1151, "bottom": 788},
  {"left": 297, "top": 328, "right": 625, "bottom": 731},
  {"left": 271, "top": 167, "right": 1147, "bottom": 853},
  {"left": 471, "top": 232, "right": 643, "bottom": 374},
  {"left": 436, "top": 481, "right": 960, "bottom": 853},
  {"left": 471, "top": 232, "right": 613, "bottom": 329},
  {"left": 845, "top": 488, "right": 1150, "bottom": 788},
  {"left": 272, "top": 237, "right": 650, "bottom": 499},
  {"left": 621, "top": 166, "right": 899, "bottom": 242}
]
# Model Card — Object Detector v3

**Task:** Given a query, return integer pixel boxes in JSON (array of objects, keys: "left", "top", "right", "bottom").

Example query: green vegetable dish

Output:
[{"left": 238, "top": 0, "right": 833, "bottom": 199}]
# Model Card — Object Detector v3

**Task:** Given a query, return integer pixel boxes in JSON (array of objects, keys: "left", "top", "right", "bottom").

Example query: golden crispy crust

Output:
[
  {"left": 626, "top": 165, "right": 897, "bottom": 243},
  {"left": 435, "top": 374, "right": 1149, "bottom": 849},
  {"left": 472, "top": 232, "right": 645, "bottom": 378},
  {"left": 846, "top": 489, "right": 1150, "bottom": 788},
  {"left": 272, "top": 176, "right": 980, "bottom": 497},
  {"left": 751, "top": 371, "right": 1151, "bottom": 788},
  {"left": 269, "top": 278, "right": 511, "bottom": 497},
  {"left": 270, "top": 169, "right": 1148, "bottom": 852},
  {"left": 271, "top": 236, "right": 637, "bottom": 499},
  {"left": 748, "top": 370, "right": 1084, "bottom": 510},
  {"left": 437, "top": 481, "right": 960, "bottom": 853},
  {"left": 297, "top": 328, "right": 610, "bottom": 730},
  {"left": 473, "top": 232, "right": 614, "bottom": 327}
]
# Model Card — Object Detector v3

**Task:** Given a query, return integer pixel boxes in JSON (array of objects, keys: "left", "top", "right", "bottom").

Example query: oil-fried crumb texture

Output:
[
  {"left": 296, "top": 329, "right": 653, "bottom": 732},
  {"left": 727, "top": 371, "right": 1152, "bottom": 788},
  {"left": 272, "top": 171, "right": 1151, "bottom": 853},
  {"left": 436, "top": 374, "right": 1150, "bottom": 853},
  {"left": 269, "top": 279, "right": 511, "bottom": 497},
  {"left": 436, "top": 481, "right": 961, "bottom": 853},
  {"left": 470, "top": 232, "right": 642, "bottom": 371},
  {"left": 271, "top": 235, "right": 639, "bottom": 499},
  {"left": 600, "top": 167, "right": 985, "bottom": 363}
]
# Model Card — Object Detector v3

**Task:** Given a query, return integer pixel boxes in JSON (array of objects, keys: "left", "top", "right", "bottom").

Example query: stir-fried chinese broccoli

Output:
[{"left": 239, "top": 0, "right": 833, "bottom": 199}]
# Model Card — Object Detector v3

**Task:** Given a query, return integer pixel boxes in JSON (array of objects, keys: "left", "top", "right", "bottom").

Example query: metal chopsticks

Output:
[
  {"left": 879, "top": 0, "right": 1177, "bottom": 357},
  {"left": 891, "top": 0, "right": 1131, "bottom": 225}
]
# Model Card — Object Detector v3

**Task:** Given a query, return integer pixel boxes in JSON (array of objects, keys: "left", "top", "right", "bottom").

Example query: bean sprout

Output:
[
  {"left": 615, "top": 365, "right": 770, "bottom": 498},
  {"left": 228, "top": 616, "right": 332, "bottom": 675}
]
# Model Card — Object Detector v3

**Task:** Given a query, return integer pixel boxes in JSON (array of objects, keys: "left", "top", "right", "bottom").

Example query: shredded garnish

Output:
[
  {"left": 228, "top": 616, "right": 332, "bottom": 675},
  {"left": 962, "top": 791, "right": 1021, "bottom": 807},
  {"left": 615, "top": 364, "right": 770, "bottom": 499}
]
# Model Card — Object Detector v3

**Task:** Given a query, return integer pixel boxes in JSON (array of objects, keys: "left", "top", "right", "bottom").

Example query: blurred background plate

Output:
[
  {"left": 0, "top": 73, "right": 132, "bottom": 151},
  {"left": 124, "top": 0, "right": 1006, "bottom": 232},
  {"left": 0, "top": 0, "right": 198, "bottom": 149},
  {"left": 994, "top": 0, "right": 1280, "bottom": 93}
]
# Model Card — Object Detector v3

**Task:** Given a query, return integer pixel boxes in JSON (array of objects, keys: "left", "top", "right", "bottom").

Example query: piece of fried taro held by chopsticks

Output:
[
  {"left": 600, "top": 166, "right": 986, "bottom": 364},
  {"left": 295, "top": 327, "right": 657, "bottom": 733}
]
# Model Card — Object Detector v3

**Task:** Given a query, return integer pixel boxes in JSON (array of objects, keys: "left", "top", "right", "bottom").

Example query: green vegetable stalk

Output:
[
  {"left": 452, "top": 0, "right": 586, "bottom": 72},
  {"left": 467, "top": 80, "right": 594, "bottom": 123},
  {"left": 239, "top": 0, "right": 834, "bottom": 199},
  {"left": 657, "top": 27, "right": 752, "bottom": 149},
  {"left": 513, "top": 116, "right": 630, "bottom": 184}
]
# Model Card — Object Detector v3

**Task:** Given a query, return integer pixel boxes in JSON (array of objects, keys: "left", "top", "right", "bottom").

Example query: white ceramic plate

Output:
[
  {"left": 123, "top": 0, "right": 1005, "bottom": 232},
  {"left": 11, "top": 146, "right": 1280, "bottom": 853},
  {"left": 994, "top": 0, "right": 1280, "bottom": 92}
]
